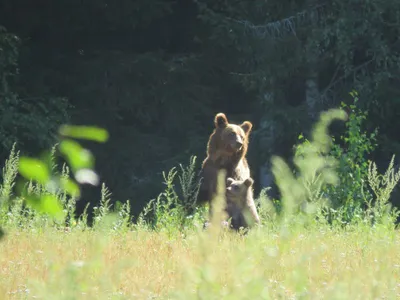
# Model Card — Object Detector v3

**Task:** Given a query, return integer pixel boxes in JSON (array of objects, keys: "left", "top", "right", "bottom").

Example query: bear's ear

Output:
[
  {"left": 240, "top": 121, "right": 253, "bottom": 135},
  {"left": 244, "top": 177, "right": 254, "bottom": 187},
  {"left": 226, "top": 177, "right": 234, "bottom": 186},
  {"left": 215, "top": 113, "right": 228, "bottom": 128}
]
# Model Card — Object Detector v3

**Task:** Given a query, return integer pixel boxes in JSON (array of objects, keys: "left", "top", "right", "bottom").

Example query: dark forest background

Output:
[{"left": 0, "top": 0, "right": 400, "bottom": 217}]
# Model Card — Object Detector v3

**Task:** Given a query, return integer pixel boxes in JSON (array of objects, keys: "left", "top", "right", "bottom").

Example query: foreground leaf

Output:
[
  {"left": 59, "top": 125, "right": 109, "bottom": 143},
  {"left": 25, "top": 194, "right": 64, "bottom": 220},
  {"left": 18, "top": 157, "right": 50, "bottom": 185},
  {"left": 59, "top": 177, "right": 81, "bottom": 198},
  {"left": 59, "top": 139, "right": 95, "bottom": 171}
]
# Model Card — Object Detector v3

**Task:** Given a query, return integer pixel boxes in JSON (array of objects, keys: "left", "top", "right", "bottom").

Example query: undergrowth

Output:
[
  {"left": 0, "top": 95, "right": 399, "bottom": 234},
  {"left": 0, "top": 96, "right": 400, "bottom": 299}
]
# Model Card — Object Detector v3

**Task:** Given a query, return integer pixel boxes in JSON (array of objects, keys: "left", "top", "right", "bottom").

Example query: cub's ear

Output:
[
  {"left": 226, "top": 177, "right": 235, "bottom": 186},
  {"left": 240, "top": 121, "right": 253, "bottom": 135},
  {"left": 215, "top": 113, "right": 228, "bottom": 128},
  {"left": 244, "top": 177, "right": 254, "bottom": 187}
]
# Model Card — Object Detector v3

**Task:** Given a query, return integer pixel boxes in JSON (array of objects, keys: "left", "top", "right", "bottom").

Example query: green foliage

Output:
[
  {"left": 322, "top": 92, "right": 378, "bottom": 222},
  {"left": 0, "top": 143, "right": 19, "bottom": 203},
  {"left": 59, "top": 49, "right": 220, "bottom": 213},
  {"left": 0, "top": 148, "right": 208, "bottom": 237},
  {"left": 255, "top": 187, "right": 278, "bottom": 227},
  {"left": 0, "top": 26, "right": 70, "bottom": 159},
  {"left": 0, "top": 125, "right": 108, "bottom": 238},
  {"left": 0, "top": 144, "right": 136, "bottom": 235},
  {"left": 137, "top": 156, "right": 207, "bottom": 235},
  {"left": 112, "top": 199, "right": 132, "bottom": 232},
  {"left": 149, "top": 168, "right": 185, "bottom": 233},
  {"left": 0, "top": 106, "right": 399, "bottom": 241},
  {"left": 92, "top": 183, "right": 112, "bottom": 230},
  {"left": 15, "top": 125, "right": 108, "bottom": 222},
  {"left": 177, "top": 156, "right": 202, "bottom": 214},
  {"left": 2, "top": 0, "right": 400, "bottom": 217},
  {"left": 273, "top": 108, "right": 347, "bottom": 227},
  {"left": 290, "top": 93, "right": 400, "bottom": 227},
  {"left": 196, "top": 0, "right": 400, "bottom": 171},
  {"left": 59, "top": 139, "right": 95, "bottom": 174},
  {"left": 59, "top": 125, "right": 109, "bottom": 143},
  {"left": 366, "top": 156, "right": 400, "bottom": 227},
  {"left": 18, "top": 157, "right": 50, "bottom": 185},
  {"left": 0, "top": 26, "right": 19, "bottom": 84}
]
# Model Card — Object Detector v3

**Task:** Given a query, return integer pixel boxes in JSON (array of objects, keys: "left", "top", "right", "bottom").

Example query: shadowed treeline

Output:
[{"left": 0, "top": 0, "right": 400, "bottom": 217}]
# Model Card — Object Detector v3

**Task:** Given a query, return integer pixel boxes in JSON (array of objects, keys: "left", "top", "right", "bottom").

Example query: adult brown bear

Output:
[{"left": 196, "top": 112, "right": 253, "bottom": 216}]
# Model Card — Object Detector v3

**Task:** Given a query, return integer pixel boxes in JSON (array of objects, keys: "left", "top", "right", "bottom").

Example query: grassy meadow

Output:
[
  {"left": 1, "top": 107, "right": 400, "bottom": 299},
  {"left": 1, "top": 224, "right": 400, "bottom": 299}
]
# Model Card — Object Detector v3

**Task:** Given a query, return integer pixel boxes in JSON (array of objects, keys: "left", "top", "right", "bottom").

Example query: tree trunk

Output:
[
  {"left": 257, "top": 91, "right": 276, "bottom": 198},
  {"left": 305, "top": 67, "right": 320, "bottom": 121}
]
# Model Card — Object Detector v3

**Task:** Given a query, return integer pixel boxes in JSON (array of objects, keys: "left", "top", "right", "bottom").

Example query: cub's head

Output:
[
  {"left": 226, "top": 177, "right": 254, "bottom": 204},
  {"left": 209, "top": 113, "right": 253, "bottom": 156}
]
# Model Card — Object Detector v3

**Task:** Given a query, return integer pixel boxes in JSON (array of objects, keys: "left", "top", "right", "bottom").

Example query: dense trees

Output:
[{"left": 0, "top": 0, "right": 399, "bottom": 215}]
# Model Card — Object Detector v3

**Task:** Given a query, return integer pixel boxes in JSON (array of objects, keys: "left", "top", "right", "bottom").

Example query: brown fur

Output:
[
  {"left": 225, "top": 177, "right": 260, "bottom": 230},
  {"left": 197, "top": 113, "right": 253, "bottom": 216}
]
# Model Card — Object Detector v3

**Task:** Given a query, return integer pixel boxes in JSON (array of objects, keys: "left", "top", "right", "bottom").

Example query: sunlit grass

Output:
[{"left": 1, "top": 225, "right": 400, "bottom": 299}]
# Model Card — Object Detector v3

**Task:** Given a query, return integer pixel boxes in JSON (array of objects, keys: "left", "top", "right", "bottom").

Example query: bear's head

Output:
[
  {"left": 226, "top": 177, "right": 254, "bottom": 205},
  {"left": 207, "top": 113, "right": 253, "bottom": 160}
]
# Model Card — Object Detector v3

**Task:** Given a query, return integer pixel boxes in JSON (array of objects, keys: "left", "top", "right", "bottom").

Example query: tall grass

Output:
[{"left": 1, "top": 104, "right": 400, "bottom": 299}]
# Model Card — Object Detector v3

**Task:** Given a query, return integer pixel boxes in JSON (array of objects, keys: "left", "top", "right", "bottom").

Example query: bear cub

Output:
[{"left": 225, "top": 177, "right": 260, "bottom": 231}]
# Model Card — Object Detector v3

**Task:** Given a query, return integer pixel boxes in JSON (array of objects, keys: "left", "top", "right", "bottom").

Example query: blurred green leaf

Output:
[
  {"left": 18, "top": 157, "right": 50, "bottom": 184},
  {"left": 0, "top": 227, "right": 4, "bottom": 240},
  {"left": 25, "top": 194, "right": 63, "bottom": 220},
  {"left": 59, "top": 139, "right": 95, "bottom": 171},
  {"left": 60, "top": 177, "right": 81, "bottom": 198},
  {"left": 59, "top": 125, "right": 109, "bottom": 143}
]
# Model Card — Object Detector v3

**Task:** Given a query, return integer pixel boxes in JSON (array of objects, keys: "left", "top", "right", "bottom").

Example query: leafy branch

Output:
[{"left": 15, "top": 125, "right": 109, "bottom": 220}]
